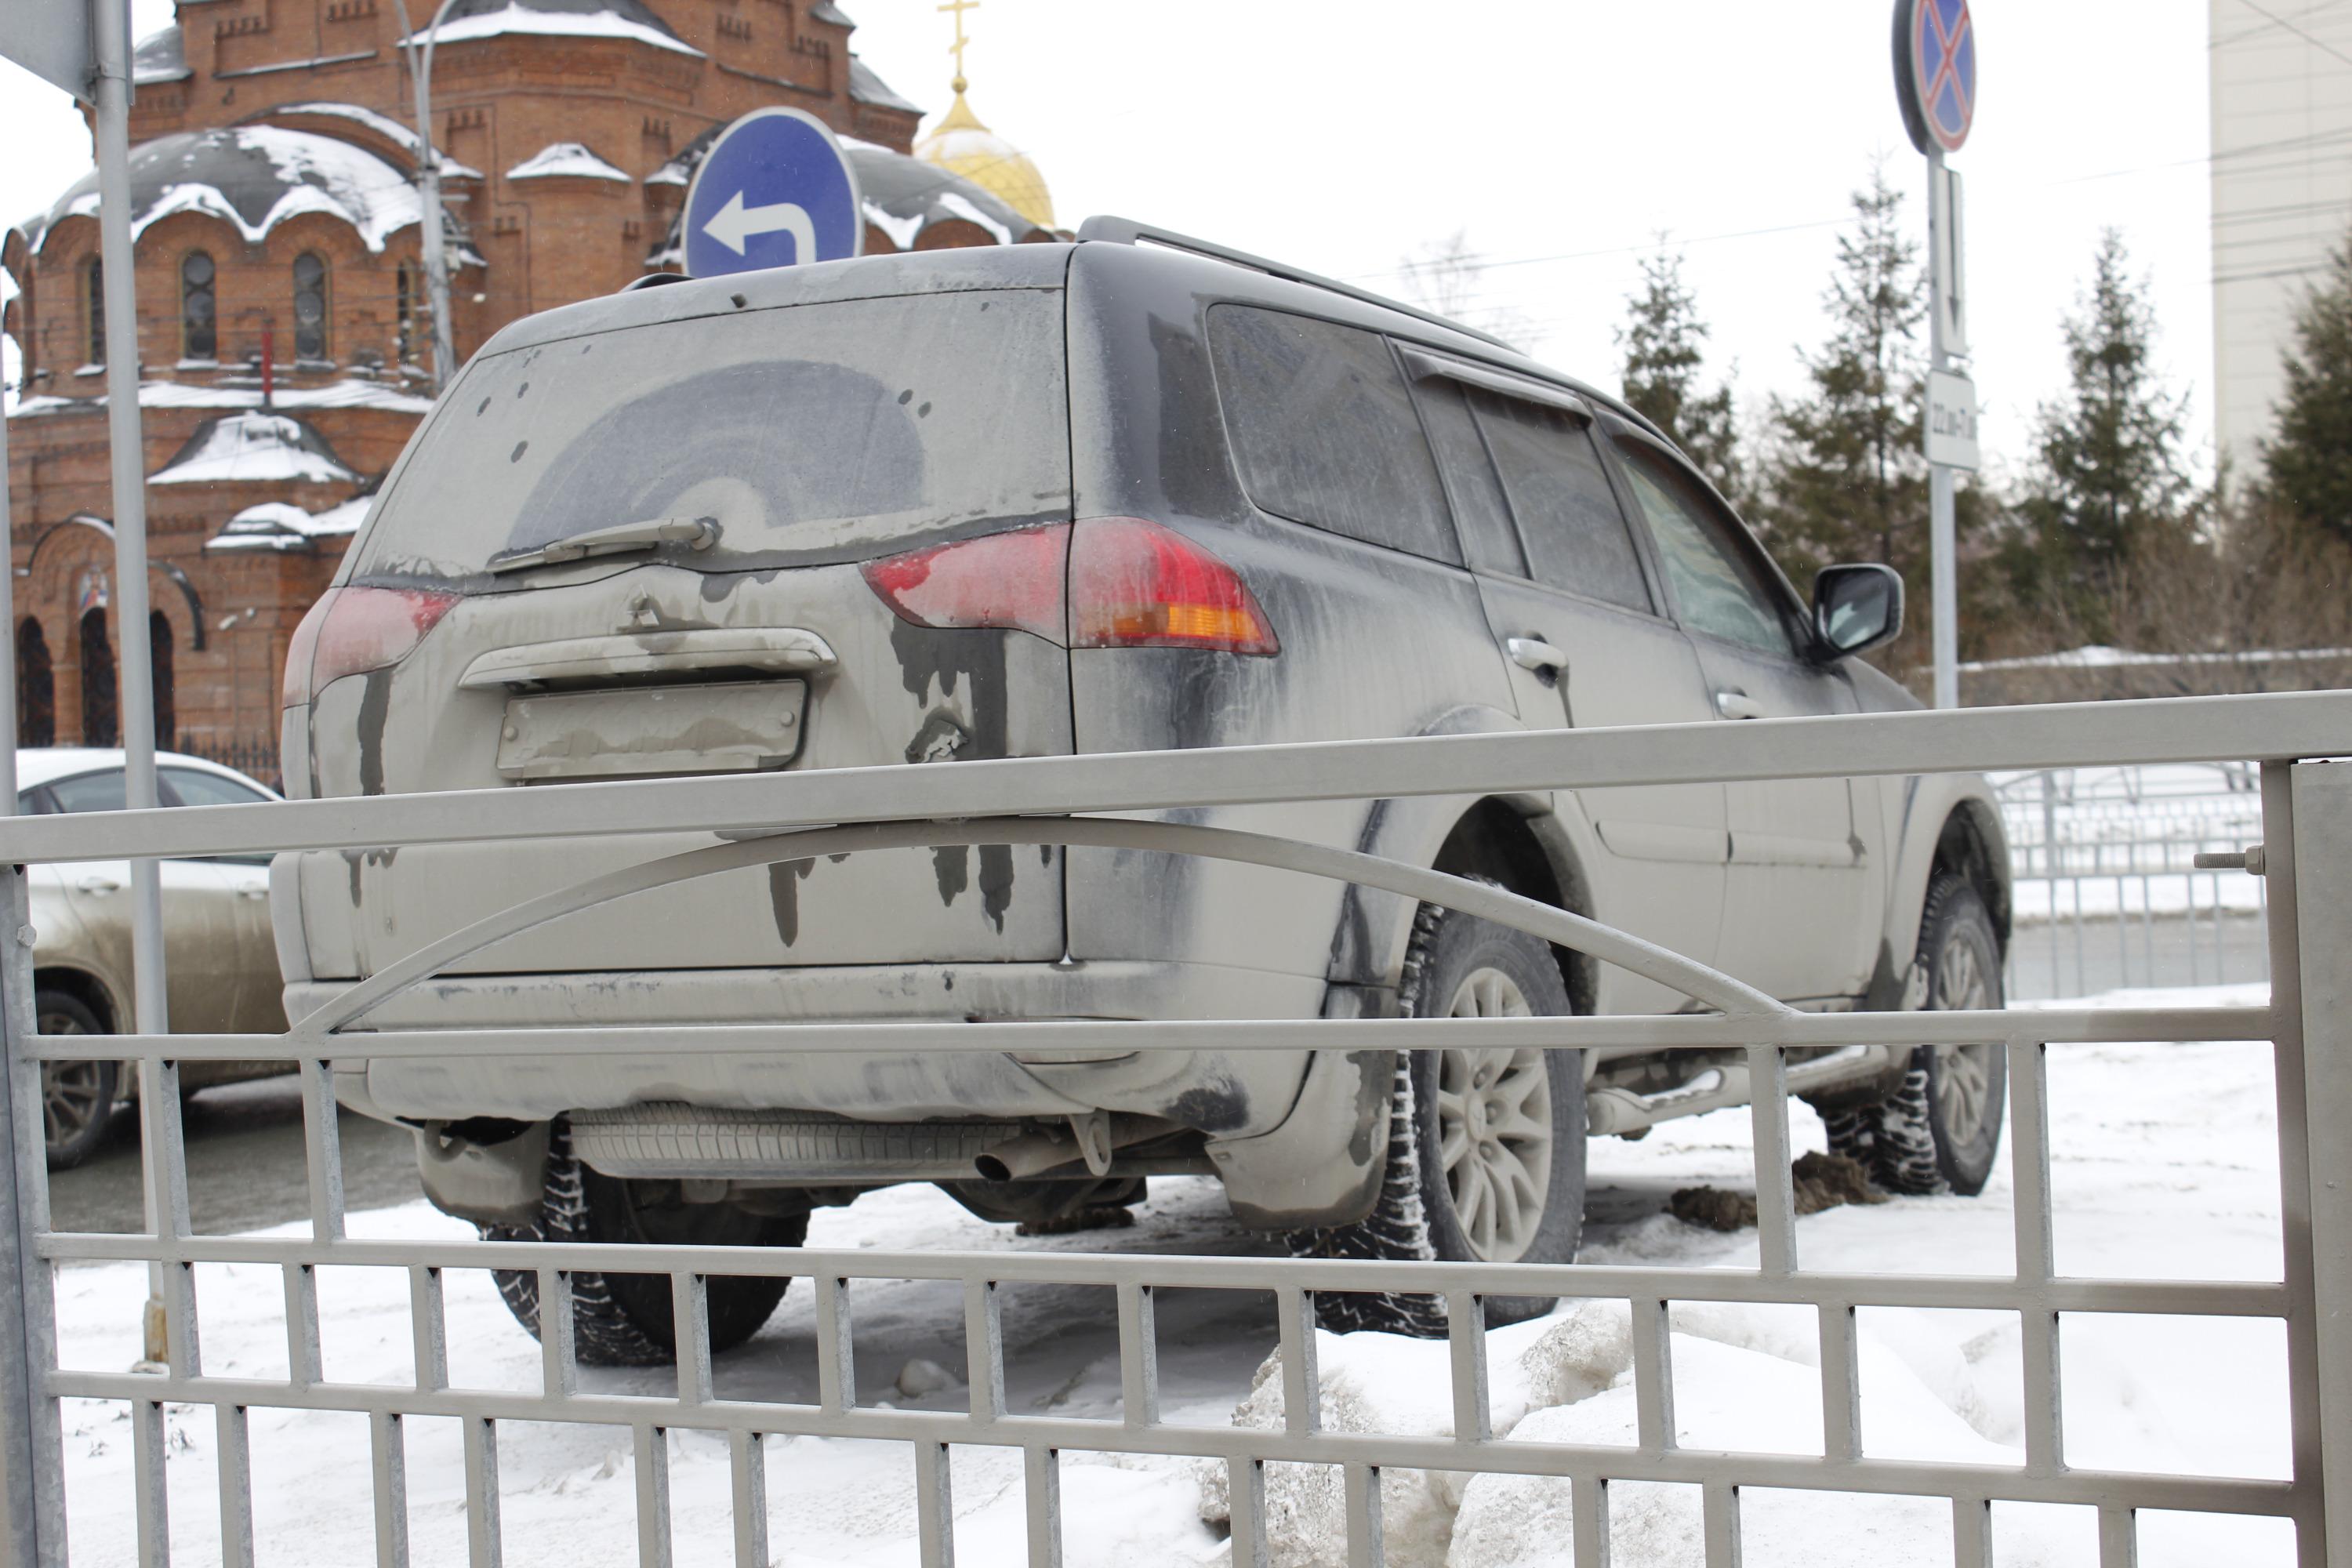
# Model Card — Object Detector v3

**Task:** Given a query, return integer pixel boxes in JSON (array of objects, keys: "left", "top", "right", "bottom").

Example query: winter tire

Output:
[
  {"left": 38, "top": 992, "right": 118, "bottom": 1171},
  {"left": 1826, "top": 873, "right": 2006, "bottom": 1196},
  {"left": 1289, "top": 892, "right": 1587, "bottom": 1337},
  {"left": 487, "top": 1120, "right": 807, "bottom": 1367}
]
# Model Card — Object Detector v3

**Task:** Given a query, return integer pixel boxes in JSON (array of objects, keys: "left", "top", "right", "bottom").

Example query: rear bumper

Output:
[{"left": 291, "top": 960, "right": 1328, "bottom": 1134}]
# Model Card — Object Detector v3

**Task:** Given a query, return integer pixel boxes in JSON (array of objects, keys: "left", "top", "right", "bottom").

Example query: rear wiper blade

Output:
[{"left": 486, "top": 515, "right": 718, "bottom": 575}]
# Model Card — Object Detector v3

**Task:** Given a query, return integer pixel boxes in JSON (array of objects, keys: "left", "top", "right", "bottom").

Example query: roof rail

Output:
[{"left": 1076, "top": 215, "right": 1518, "bottom": 354}]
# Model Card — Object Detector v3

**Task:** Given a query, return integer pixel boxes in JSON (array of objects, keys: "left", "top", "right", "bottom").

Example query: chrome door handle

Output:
[
  {"left": 238, "top": 887, "right": 270, "bottom": 902},
  {"left": 1715, "top": 689, "right": 1766, "bottom": 720},
  {"left": 74, "top": 877, "right": 122, "bottom": 895},
  {"left": 1508, "top": 637, "right": 1567, "bottom": 675}
]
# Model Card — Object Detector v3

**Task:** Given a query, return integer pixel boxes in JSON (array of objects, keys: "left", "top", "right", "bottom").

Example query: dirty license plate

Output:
[{"left": 496, "top": 680, "right": 807, "bottom": 779}]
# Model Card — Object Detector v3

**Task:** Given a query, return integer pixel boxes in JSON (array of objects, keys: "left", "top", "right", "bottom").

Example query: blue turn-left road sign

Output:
[{"left": 683, "top": 107, "right": 864, "bottom": 279}]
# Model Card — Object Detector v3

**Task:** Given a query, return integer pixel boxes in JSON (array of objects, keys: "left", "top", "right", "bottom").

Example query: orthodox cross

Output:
[{"left": 939, "top": 0, "right": 979, "bottom": 88}]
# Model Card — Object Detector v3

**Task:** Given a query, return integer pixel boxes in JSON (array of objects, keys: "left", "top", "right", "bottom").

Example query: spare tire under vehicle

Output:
[
  {"left": 486, "top": 1120, "right": 807, "bottom": 1367},
  {"left": 1290, "top": 891, "right": 1588, "bottom": 1336}
]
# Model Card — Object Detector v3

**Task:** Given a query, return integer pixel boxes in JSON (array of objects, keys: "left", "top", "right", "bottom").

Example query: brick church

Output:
[{"left": 2, "top": 0, "right": 1058, "bottom": 783}]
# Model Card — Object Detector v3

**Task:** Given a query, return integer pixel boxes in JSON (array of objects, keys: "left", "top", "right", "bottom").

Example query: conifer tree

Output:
[
  {"left": 2260, "top": 228, "right": 2352, "bottom": 546},
  {"left": 2008, "top": 230, "right": 2197, "bottom": 635},
  {"left": 1618, "top": 247, "right": 1742, "bottom": 499}
]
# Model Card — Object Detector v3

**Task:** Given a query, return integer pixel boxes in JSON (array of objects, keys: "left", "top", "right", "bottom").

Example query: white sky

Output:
[{"left": 3, "top": 1, "right": 2230, "bottom": 487}]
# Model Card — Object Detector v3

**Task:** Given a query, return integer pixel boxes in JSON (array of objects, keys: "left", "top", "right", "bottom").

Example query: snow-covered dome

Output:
[
  {"left": 913, "top": 85, "right": 1054, "bottom": 230},
  {"left": 24, "top": 126, "right": 419, "bottom": 256}
]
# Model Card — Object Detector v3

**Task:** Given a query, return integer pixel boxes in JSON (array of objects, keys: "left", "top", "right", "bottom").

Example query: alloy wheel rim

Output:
[
  {"left": 38, "top": 1014, "right": 103, "bottom": 1149},
  {"left": 1435, "top": 968, "right": 1552, "bottom": 1262},
  {"left": 1929, "top": 935, "right": 1997, "bottom": 1145}
]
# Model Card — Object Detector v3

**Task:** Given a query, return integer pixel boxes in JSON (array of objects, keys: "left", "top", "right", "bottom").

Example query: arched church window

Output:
[
  {"left": 16, "top": 620, "right": 54, "bottom": 749},
  {"left": 84, "top": 256, "right": 103, "bottom": 366},
  {"left": 181, "top": 250, "right": 217, "bottom": 361},
  {"left": 150, "top": 612, "right": 176, "bottom": 749},
  {"left": 293, "top": 252, "right": 328, "bottom": 361},
  {"left": 78, "top": 609, "right": 116, "bottom": 749}
]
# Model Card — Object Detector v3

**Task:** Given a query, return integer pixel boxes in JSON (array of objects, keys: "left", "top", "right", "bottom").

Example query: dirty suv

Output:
[{"left": 276, "top": 225, "right": 2011, "bottom": 1363}]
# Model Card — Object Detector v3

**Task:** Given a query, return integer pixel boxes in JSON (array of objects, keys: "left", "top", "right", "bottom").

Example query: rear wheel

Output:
[
  {"left": 38, "top": 992, "right": 118, "bottom": 1170},
  {"left": 488, "top": 1121, "right": 806, "bottom": 1367},
  {"left": 1826, "top": 874, "right": 2007, "bottom": 1196},
  {"left": 1289, "top": 895, "right": 1586, "bottom": 1337}
]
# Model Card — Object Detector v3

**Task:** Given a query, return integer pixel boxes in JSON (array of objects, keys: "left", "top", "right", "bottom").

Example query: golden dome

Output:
[{"left": 913, "top": 82, "right": 1054, "bottom": 231}]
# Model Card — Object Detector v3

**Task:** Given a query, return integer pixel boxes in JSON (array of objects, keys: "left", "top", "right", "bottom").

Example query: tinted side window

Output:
[
  {"left": 1615, "top": 439, "right": 1794, "bottom": 656},
  {"left": 1410, "top": 379, "right": 1525, "bottom": 576},
  {"left": 1207, "top": 306, "right": 1460, "bottom": 564},
  {"left": 45, "top": 771, "right": 129, "bottom": 813},
  {"left": 162, "top": 768, "right": 273, "bottom": 809},
  {"left": 1469, "top": 390, "right": 1652, "bottom": 612}
]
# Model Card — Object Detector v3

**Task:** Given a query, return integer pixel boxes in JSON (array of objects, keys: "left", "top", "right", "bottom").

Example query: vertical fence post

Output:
[
  {"left": 2281, "top": 760, "right": 2350, "bottom": 1566},
  {"left": 0, "top": 868, "right": 66, "bottom": 1563}
]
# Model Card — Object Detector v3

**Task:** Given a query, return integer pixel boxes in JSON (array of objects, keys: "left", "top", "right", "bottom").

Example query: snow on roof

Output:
[
  {"left": 11, "top": 378, "right": 434, "bottom": 420},
  {"left": 808, "top": 2, "right": 857, "bottom": 25},
  {"left": 423, "top": 0, "right": 702, "bottom": 57},
  {"left": 150, "top": 411, "right": 360, "bottom": 487},
  {"left": 506, "top": 142, "right": 630, "bottom": 183},
  {"left": 848, "top": 57, "right": 922, "bottom": 114},
  {"left": 206, "top": 495, "right": 372, "bottom": 552},
  {"left": 31, "top": 127, "right": 419, "bottom": 256},
  {"left": 268, "top": 103, "right": 485, "bottom": 179},
  {"left": 133, "top": 24, "right": 191, "bottom": 85}
]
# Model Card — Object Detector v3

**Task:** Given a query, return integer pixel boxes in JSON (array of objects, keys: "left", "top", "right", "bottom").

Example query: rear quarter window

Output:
[{"left": 1206, "top": 305, "right": 1459, "bottom": 565}]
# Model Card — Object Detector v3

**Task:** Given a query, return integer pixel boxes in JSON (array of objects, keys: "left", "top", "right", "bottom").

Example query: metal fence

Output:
[
  {"left": 1994, "top": 763, "right": 2270, "bottom": 999},
  {"left": 2, "top": 692, "right": 2349, "bottom": 1567}
]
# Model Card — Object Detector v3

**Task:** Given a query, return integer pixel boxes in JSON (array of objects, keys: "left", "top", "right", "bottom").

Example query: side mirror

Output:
[{"left": 1812, "top": 564, "right": 1904, "bottom": 660}]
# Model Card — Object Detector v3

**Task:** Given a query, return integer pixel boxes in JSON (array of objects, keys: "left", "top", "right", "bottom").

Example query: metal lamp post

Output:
[{"left": 390, "top": 0, "right": 463, "bottom": 391}]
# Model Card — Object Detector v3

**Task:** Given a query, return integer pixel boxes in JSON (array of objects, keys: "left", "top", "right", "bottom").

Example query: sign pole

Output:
[{"left": 1927, "top": 145, "right": 1959, "bottom": 712}]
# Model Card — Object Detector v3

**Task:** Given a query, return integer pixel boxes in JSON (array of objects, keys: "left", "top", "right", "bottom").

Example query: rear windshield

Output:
[{"left": 347, "top": 288, "right": 1070, "bottom": 583}]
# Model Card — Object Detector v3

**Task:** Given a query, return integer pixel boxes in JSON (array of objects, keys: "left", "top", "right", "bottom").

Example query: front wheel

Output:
[
  {"left": 488, "top": 1121, "right": 806, "bottom": 1367},
  {"left": 1826, "top": 873, "right": 2007, "bottom": 1196},
  {"left": 1289, "top": 895, "right": 1586, "bottom": 1337},
  {"left": 38, "top": 992, "right": 118, "bottom": 1170}
]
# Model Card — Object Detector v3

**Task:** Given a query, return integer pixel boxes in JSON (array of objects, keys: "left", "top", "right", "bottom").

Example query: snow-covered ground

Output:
[{"left": 49, "top": 985, "right": 2292, "bottom": 1566}]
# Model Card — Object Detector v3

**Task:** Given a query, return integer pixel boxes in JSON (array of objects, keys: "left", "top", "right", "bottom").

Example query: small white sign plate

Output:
[{"left": 1926, "top": 368, "right": 1980, "bottom": 472}]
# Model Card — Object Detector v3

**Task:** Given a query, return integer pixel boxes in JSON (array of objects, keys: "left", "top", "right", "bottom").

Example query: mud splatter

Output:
[
  {"left": 766, "top": 859, "right": 815, "bottom": 946},
  {"left": 932, "top": 845, "right": 969, "bottom": 908},
  {"left": 356, "top": 669, "right": 394, "bottom": 797},
  {"left": 978, "top": 845, "right": 1014, "bottom": 931}
]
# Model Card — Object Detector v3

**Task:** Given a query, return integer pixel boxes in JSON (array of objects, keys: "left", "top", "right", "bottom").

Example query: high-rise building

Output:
[
  {"left": 2, "top": 0, "right": 1054, "bottom": 775},
  {"left": 2209, "top": 2, "right": 2352, "bottom": 487}
]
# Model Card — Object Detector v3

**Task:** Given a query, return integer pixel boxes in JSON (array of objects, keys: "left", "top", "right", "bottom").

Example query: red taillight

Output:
[
  {"left": 859, "top": 518, "right": 1276, "bottom": 656},
  {"left": 281, "top": 586, "right": 459, "bottom": 708},
  {"left": 859, "top": 523, "right": 1069, "bottom": 641},
  {"left": 1069, "top": 517, "right": 1278, "bottom": 654}
]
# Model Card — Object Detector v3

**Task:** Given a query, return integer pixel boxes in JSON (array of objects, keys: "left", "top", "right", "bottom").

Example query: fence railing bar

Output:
[
  {"left": 1229, "top": 1457, "right": 1269, "bottom": 1568},
  {"left": 1023, "top": 1444, "right": 1061, "bottom": 1568},
  {"left": 672, "top": 1273, "right": 712, "bottom": 1409},
  {"left": 2097, "top": 1504, "right": 2136, "bottom": 1567},
  {"left": 1949, "top": 1495, "right": 1990, "bottom": 1568},
  {"left": 409, "top": 1266, "right": 448, "bottom": 1393},
  {"left": 0, "top": 868, "right": 67, "bottom": 1566},
  {"left": 1748, "top": 1046, "right": 1796, "bottom": 1276},
  {"left": 9, "top": 691, "right": 2344, "bottom": 866},
  {"left": 964, "top": 1278, "right": 1004, "bottom": 1427},
  {"left": 1818, "top": 1301, "right": 1860, "bottom": 1462},
  {"left": 463, "top": 1415, "right": 501, "bottom": 1568},
  {"left": 215, "top": 1401, "right": 254, "bottom": 1568},
  {"left": 1572, "top": 1474, "right": 1609, "bottom": 1568},
  {"left": 2261, "top": 761, "right": 2332, "bottom": 1568},
  {"left": 633, "top": 1424, "right": 671, "bottom": 1568},
  {"left": 132, "top": 1396, "right": 168, "bottom": 1568},
  {"left": 2007, "top": 1036, "right": 2056, "bottom": 1287},
  {"left": 1447, "top": 1290, "right": 1491, "bottom": 1443},
  {"left": 1701, "top": 1480, "right": 1741, "bottom": 1568},
  {"left": 299, "top": 1060, "right": 345, "bottom": 1242},
  {"left": 1344, "top": 1463, "right": 1384, "bottom": 1568},
  {"left": 138, "top": 1058, "right": 200, "bottom": 1379},
  {"left": 1278, "top": 1286, "right": 1319, "bottom": 1436},
  {"left": 1632, "top": 1298, "right": 1675, "bottom": 1455},
  {"left": 2020, "top": 1305, "right": 2065, "bottom": 1477},
  {"left": 728, "top": 1429, "right": 766, "bottom": 1568},
  {"left": 815, "top": 1275, "right": 854, "bottom": 1413},
  {"left": 1116, "top": 1281, "right": 1158, "bottom": 1428},
  {"left": 41, "top": 1001, "right": 2278, "bottom": 1065},
  {"left": 283, "top": 1264, "right": 321, "bottom": 1390},
  {"left": 33, "top": 1232, "right": 2292, "bottom": 1317},
  {"left": 913, "top": 1439, "right": 954, "bottom": 1568},
  {"left": 369, "top": 1410, "right": 408, "bottom": 1568},
  {"left": 539, "top": 1267, "right": 577, "bottom": 1401}
]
